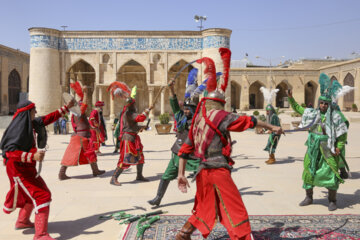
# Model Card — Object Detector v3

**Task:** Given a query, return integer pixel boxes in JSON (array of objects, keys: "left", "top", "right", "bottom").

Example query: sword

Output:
[{"left": 284, "top": 114, "right": 320, "bottom": 133}]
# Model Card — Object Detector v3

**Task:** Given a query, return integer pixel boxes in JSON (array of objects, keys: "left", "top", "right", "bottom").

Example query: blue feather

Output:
[{"left": 185, "top": 68, "right": 198, "bottom": 98}]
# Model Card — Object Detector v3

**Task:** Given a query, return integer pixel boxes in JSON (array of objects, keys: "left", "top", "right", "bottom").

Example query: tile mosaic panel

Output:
[{"left": 30, "top": 35, "right": 230, "bottom": 50}]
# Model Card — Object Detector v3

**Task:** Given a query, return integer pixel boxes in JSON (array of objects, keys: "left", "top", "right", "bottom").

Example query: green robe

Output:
[
  {"left": 289, "top": 97, "right": 346, "bottom": 190},
  {"left": 264, "top": 113, "right": 281, "bottom": 154},
  {"left": 162, "top": 95, "right": 200, "bottom": 180}
]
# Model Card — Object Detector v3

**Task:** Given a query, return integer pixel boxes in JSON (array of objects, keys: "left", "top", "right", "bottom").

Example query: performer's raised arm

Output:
[{"left": 287, "top": 89, "right": 305, "bottom": 115}]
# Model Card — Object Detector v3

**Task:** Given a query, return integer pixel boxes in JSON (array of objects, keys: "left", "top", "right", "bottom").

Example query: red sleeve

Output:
[
  {"left": 89, "top": 110, "right": 99, "bottom": 128},
  {"left": 71, "top": 115, "right": 77, "bottom": 131},
  {"left": 6, "top": 149, "right": 36, "bottom": 163},
  {"left": 227, "top": 116, "right": 255, "bottom": 132},
  {"left": 178, "top": 143, "right": 194, "bottom": 157},
  {"left": 134, "top": 113, "right": 147, "bottom": 122},
  {"left": 41, "top": 105, "right": 69, "bottom": 126}
]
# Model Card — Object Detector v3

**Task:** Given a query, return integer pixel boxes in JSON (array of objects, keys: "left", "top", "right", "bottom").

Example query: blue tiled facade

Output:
[{"left": 30, "top": 35, "right": 230, "bottom": 51}]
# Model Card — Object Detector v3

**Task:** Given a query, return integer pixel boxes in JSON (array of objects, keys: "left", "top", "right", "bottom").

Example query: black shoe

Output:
[{"left": 113, "top": 149, "right": 118, "bottom": 153}]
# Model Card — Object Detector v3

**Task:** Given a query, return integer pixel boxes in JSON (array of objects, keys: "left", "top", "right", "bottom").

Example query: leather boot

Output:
[
  {"left": 339, "top": 167, "right": 349, "bottom": 179},
  {"left": 136, "top": 164, "right": 149, "bottom": 181},
  {"left": 148, "top": 179, "right": 170, "bottom": 206},
  {"left": 328, "top": 189, "right": 337, "bottom": 211},
  {"left": 90, "top": 162, "right": 105, "bottom": 177},
  {"left": 33, "top": 208, "right": 55, "bottom": 240},
  {"left": 15, "top": 203, "right": 34, "bottom": 230},
  {"left": 299, "top": 188, "right": 313, "bottom": 206},
  {"left": 110, "top": 167, "right": 123, "bottom": 186},
  {"left": 58, "top": 166, "right": 71, "bottom": 180},
  {"left": 265, "top": 153, "right": 276, "bottom": 164},
  {"left": 175, "top": 221, "right": 196, "bottom": 240}
]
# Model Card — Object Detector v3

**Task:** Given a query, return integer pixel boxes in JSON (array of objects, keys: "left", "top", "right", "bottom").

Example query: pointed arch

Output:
[
  {"left": 330, "top": 75, "right": 337, "bottom": 81},
  {"left": 8, "top": 69, "right": 22, "bottom": 114},
  {"left": 164, "top": 59, "right": 195, "bottom": 114},
  {"left": 116, "top": 60, "right": 148, "bottom": 113},
  {"left": 343, "top": 73, "right": 355, "bottom": 110},
  {"left": 305, "top": 80, "right": 318, "bottom": 108},
  {"left": 249, "top": 81, "right": 265, "bottom": 109},
  {"left": 231, "top": 81, "right": 241, "bottom": 110},
  {"left": 67, "top": 59, "right": 96, "bottom": 114},
  {"left": 275, "top": 80, "right": 292, "bottom": 108}
]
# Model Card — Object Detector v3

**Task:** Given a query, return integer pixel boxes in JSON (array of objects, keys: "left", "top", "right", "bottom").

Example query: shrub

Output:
[
  {"left": 159, "top": 113, "right": 170, "bottom": 124},
  {"left": 253, "top": 110, "right": 260, "bottom": 116},
  {"left": 352, "top": 103, "right": 357, "bottom": 109},
  {"left": 301, "top": 103, "right": 307, "bottom": 108}
]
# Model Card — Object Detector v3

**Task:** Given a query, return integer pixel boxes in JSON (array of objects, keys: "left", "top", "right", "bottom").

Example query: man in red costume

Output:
[
  {"left": 0, "top": 99, "right": 74, "bottom": 240},
  {"left": 89, "top": 101, "right": 106, "bottom": 153},
  {"left": 176, "top": 48, "right": 283, "bottom": 240},
  {"left": 59, "top": 84, "right": 105, "bottom": 180},
  {"left": 107, "top": 84, "right": 152, "bottom": 186}
]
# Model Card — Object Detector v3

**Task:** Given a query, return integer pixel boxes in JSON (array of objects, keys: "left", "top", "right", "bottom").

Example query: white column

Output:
[
  {"left": 149, "top": 87, "right": 154, "bottom": 120},
  {"left": 160, "top": 89, "right": 165, "bottom": 114}
]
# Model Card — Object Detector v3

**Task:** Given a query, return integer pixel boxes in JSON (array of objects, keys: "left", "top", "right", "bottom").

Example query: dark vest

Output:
[{"left": 72, "top": 114, "right": 91, "bottom": 138}]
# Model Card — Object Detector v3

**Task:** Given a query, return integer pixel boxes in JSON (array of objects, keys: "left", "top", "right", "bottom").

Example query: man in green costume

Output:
[
  {"left": 263, "top": 104, "right": 281, "bottom": 164},
  {"left": 148, "top": 70, "right": 201, "bottom": 207},
  {"left": 112, "top": 115, "right": 121, "bottom": 153},
  {"left": 287, "top": 73, "right": 351, "bottom": 211}
]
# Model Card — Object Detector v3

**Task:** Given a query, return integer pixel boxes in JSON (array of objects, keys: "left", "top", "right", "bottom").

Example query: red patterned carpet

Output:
[{"left": 123, "top": 214, "right": 360, "bottom": 240}]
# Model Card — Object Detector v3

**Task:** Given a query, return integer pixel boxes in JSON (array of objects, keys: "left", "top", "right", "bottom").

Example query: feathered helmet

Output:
[
  {"left": 260, "top": 87, "right": 279, "bottom": 111},
  {"left": 107, "top": 81, "right": 137, "bottom": 105},
  {"left": 197, "top": 48, "right": 231, "bottom": 102},
  {"left": 318, "top": 73, "right": 355, "bottom": 104},
  {"left": 70, "top": 81, "right": 84, "bottom": 103},
  {"left": 183, "top": 68, "right": 199, "bottom": 108}
]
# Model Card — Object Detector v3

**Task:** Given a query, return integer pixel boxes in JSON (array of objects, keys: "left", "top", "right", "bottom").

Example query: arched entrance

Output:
[
  {"left": 231, "top": 81, "right": 241, "bottom": 111},
  {"left": 117, "top": 60, "right": 148, "bottom": 114},
  {"left": 343, "top": 73, "right": 355, "bottom": 110},
  {"left": 167, "top": 60, "right": 194, "bottom": 114},
  {"left": 249, "top": 81, "right": 264, "bottom": 109},
  {"left": 275, "top": 81, "right": 291, "bottom": 108},
  {"left": 8, "top": 69, "right": 21, "bottom": 114},
  {"left": 67, "top": 60, "right": 95, "bottom": 115},
  {"left": 330, "top": 76, "right": 337, "bottom": 81},
  {"left": 305, "top": 81, "right": 318, "bottom": 108}
]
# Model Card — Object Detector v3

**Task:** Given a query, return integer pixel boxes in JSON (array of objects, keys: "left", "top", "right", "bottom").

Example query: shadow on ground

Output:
[
  {"left": 22, "top": 208, "right": 137, "bottom": 240},
  {"left": 315, "top": 189, "right": 360, "bottom": 210},
  {"left": 239, "top": 187, "right": 273, "bottom": 196}
]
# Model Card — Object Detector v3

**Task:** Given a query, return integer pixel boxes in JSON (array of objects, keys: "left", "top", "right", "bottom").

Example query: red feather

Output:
[
  {"left": 70, "top": 81, "right": 84, "bottom": 100},
  {"left": 196, "top": 57, "right": 217, "bottom": 92},
  {"left": 219, "top": 48, "right": 231, "bottom": 92},
  {"left": 107, "top": 81, "right": 131, "bottom": 99}
]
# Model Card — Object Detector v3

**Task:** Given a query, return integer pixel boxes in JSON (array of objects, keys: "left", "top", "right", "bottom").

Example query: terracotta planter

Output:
[{"left": 155, "top": 123, "right": 172, "bottom": 135}]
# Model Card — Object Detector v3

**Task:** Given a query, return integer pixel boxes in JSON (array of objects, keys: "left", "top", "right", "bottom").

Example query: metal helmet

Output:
[{"left": 207, "top": 89, "right": 225, "bottom": 101}]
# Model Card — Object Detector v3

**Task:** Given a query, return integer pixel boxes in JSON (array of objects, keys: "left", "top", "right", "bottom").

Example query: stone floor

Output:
[{"left": 0, "top": 120, "right": 359, "bottom": 240}]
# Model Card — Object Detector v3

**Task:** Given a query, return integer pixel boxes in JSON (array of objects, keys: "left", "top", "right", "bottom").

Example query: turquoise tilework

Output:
[{"left": 30, "top": 35, "right": 230, "bottom": 50}]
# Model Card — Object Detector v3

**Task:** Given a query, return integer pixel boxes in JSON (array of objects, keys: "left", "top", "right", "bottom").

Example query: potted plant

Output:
[
  {"left": 155, "top": 113, "right": 172, "bottom": 134},
  {"left": 352, "top": 103, "right": 358, "bottom": 112}
]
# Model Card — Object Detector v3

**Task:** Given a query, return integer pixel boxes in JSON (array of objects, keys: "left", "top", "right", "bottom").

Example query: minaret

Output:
[
  {"left": 201, "top": 28, "right": 232, "bottom": 110},
  {"left": 29, "top": 27, "right": 61, "bottom": 115}
]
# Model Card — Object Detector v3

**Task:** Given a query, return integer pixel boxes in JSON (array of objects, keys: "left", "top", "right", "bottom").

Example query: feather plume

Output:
[
  {"left": 219, "top": 48, "right": 231, "bottom": 92},
  {"left": 184, "top": 68, "right": 198, "bottom": 98},
  {"left": 196, "top": 57, "right": 217, "bottom": 92},
  {"left": 107, "top": 81, "right": 131, "bottom": 99},
  {"left": 70, "top": 81, "right": 84, "bottom": 100},
  {"left": 198, "top": 72, "right": 222, "bottom": 98},
  {"left": 335, "top": 85, "right": 356, "bottom": 100},
  {"left": 260, "top": 87, "right": 279, "bottom": 105}
]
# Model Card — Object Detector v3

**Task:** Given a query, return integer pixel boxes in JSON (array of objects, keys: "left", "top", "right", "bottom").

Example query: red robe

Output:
[
  {"left": 117, "top": 110, "right": 148, "bottom": 169},
  {"left": 3, "top": 106, "right": 68, "bottom": 214},
  {"left": 178, "top": 110, "right": 256, "bottom": 239},
  {"left": 61, "top": 104, "right": 97, "bottom": 166},
  {"left": 89, "top": 109, "right": 105, "bottom": 151}
]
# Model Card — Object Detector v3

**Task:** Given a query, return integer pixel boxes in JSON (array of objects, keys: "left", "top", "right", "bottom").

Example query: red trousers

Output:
[
  {"left": 3, "top": 159, "right": 51, "bottom": 214},
  {"left": 61, "top": 135, "right": 97, "bottom": 166},
  {"left": 188, "top": 168, "right": 252, "bottom": 239}
]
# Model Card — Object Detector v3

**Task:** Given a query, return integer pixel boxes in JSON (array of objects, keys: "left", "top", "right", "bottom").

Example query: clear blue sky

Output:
[{"left": 1, "top": 0, "right": 359, "bottom": 65}]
